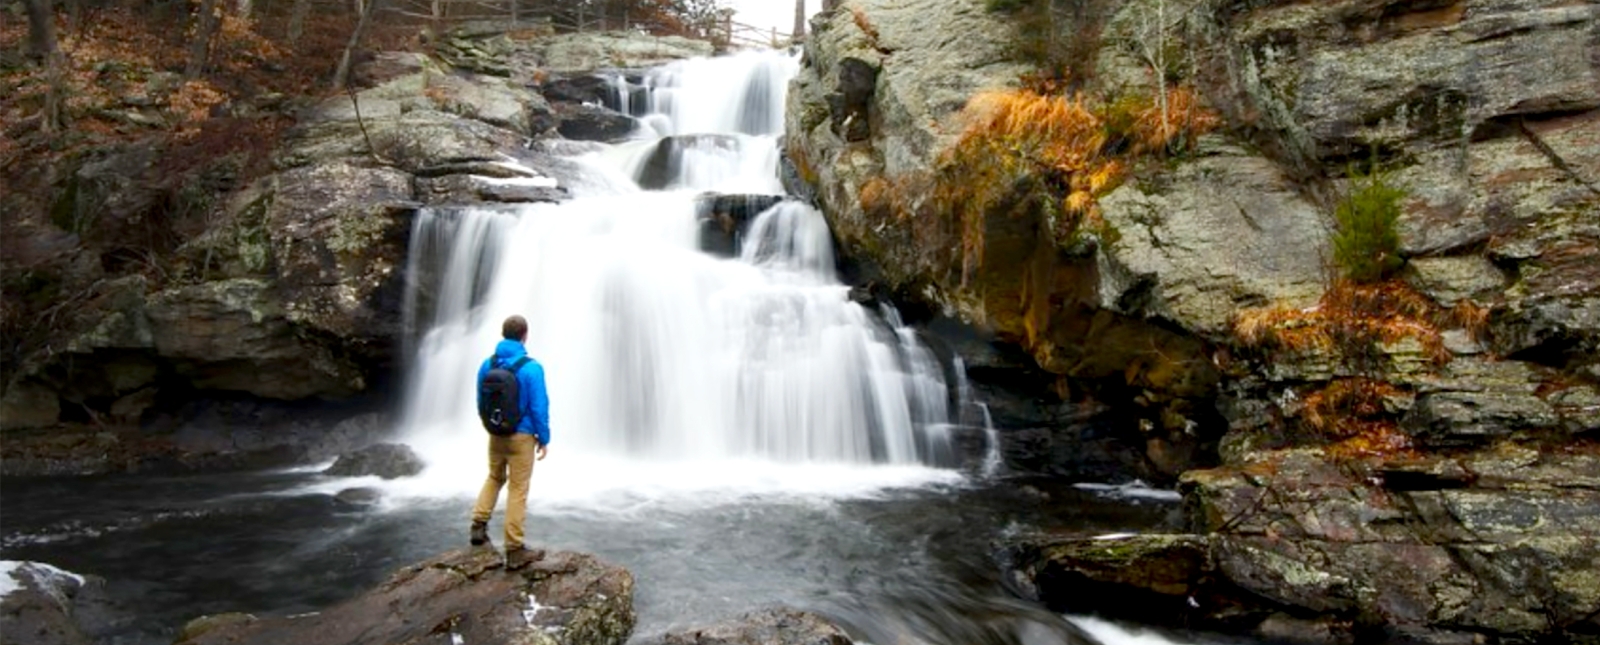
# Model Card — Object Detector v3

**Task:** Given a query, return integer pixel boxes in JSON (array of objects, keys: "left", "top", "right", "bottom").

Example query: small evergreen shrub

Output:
[{"left": 1332, "top": 167, "right": 1406, "bottom": 283}]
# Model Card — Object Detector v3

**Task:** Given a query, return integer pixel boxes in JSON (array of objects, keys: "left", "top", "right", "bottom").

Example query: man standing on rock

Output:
[{"left": 471, "top": 314, "right": 550, "bottom": 569}]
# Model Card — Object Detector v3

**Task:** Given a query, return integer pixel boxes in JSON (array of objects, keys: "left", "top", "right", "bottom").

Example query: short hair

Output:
[{"left": 501, "top": 315, "right": 529, "bottom": 340}]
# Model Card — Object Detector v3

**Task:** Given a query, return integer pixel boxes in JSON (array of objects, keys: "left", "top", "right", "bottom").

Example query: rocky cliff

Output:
[
  {"left": 788, "top": 0, "right": 1598, "bottom": 475},
  {"left": 792, "top": 1, "right": 1599, "bottom": 641},
  {"left": 0, "top": 27, "right": 706, "bottom": 475}
]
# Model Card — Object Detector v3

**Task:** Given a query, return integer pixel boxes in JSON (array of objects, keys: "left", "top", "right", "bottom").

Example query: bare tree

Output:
[
  {"left": 792, "top": 0, "right": 805, "bottom": 42},
  {"left": 287, "top": 0, "right": 312, "bottom": 44},
  {"left": 25, "top": 0, "right": 68, "bottom": 134},
  {"left": 186, "top": 0, "right": 223, "bottom": 79},
  {"left": 1132, "top": 0, "right": 1170, "bottom": 136},
  {"left": 333, "top": 0, "right": 385, "bottom": 89}
]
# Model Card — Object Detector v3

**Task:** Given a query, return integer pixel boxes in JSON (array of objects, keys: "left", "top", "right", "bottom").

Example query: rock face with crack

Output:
[{"left": 1009, "top": 447, "right": 1600, "bottom": 643}]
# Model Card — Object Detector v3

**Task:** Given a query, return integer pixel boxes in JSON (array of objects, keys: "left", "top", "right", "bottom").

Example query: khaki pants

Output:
[{"left": 471, "top": 433, "right": 536, "bottom": 549}]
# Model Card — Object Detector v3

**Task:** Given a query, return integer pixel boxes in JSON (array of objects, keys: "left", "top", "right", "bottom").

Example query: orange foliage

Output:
[
  {"left": 1234, "top": 280, "right": 1457, "bottom": 366},
  {"left": 927, "top": 85, "right": 1219, "bottom": 272}
]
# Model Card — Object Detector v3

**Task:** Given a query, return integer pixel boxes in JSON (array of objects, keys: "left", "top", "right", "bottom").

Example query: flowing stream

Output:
[{"left": 1, "top": 51, "right": 1264, "bottom": 645}]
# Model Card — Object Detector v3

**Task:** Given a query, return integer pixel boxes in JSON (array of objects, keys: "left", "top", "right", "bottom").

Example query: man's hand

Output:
[{"left": 535, "top": 443, "right": 548, "bottom": 461}]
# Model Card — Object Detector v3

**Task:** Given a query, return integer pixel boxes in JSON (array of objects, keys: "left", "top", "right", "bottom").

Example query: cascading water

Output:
[{"left": 394, "top": 50, "right": 962, "bottom": 500}]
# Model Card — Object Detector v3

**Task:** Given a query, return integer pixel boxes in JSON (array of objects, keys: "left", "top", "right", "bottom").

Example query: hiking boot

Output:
[
  {"left": 505, "top": 546, "right": 544, "bottom": 570},
  {"left": 469, "top": 522, "right": 489, "bottom": 546}
]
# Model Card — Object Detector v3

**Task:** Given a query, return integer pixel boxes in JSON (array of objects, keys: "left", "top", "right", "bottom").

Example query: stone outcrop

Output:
[
  {"left": 436, "top": 24, "right": 713, "bottom": 76},
  {"left": 1011, "top": 447, "right": 1600, "bottom": 643},
  {"left": 176, "top": 548, "right": 635, "bottom": 645}
]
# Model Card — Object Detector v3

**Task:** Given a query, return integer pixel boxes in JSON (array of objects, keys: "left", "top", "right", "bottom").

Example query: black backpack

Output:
[{"left": 478, "top": 356, "right": 530, "bottom": 436}]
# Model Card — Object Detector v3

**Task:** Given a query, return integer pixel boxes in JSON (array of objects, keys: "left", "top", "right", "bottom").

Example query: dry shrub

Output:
[
  {"left": 1294, "top": 378, "right": 1418, "bottom": 460},
  {"left": 168, "top": 81, "right": 229, "bottom": 130},
  {"left": 928, "top": 86, "right": 1219, "bottom": 273},
  {"left": 1303, "top": 378, "right": 1406, "bottom": 438},
  {"left": 1234, "top": 280, "right": 1460, "bottom": 368}
]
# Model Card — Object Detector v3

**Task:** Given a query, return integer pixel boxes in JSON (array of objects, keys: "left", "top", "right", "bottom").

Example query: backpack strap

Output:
[{"left": 507, "top": 356, "right": 531, "bottom": 373}]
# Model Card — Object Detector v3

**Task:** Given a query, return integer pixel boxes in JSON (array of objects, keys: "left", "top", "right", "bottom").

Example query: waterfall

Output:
[{"left": 394, "top": 50, "right": 961, "bottom": 500}]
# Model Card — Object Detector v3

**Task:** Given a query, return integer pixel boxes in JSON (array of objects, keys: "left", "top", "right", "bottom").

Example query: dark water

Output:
[{"left": 2, "top": 468, "right": 1250, "bottom": 645}]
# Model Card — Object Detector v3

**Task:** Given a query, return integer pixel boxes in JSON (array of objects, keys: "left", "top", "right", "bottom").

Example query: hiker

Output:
[{"left": 471, "top": 314, "right": 550, "bottom": 568}]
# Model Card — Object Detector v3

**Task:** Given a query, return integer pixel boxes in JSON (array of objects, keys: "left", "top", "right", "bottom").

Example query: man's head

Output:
[{"left": 502, "top": 315, "right": 529, "bottom": 342}]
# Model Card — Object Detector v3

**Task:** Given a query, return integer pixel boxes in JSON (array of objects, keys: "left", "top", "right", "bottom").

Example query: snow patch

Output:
[{"left": 0, "top": 561, "right": 86, "bottom": 605}]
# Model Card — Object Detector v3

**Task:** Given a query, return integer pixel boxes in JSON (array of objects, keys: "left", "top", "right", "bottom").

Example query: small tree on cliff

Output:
[{"left": 1331, "top": 165, "right": 1407, "bottom": 284}]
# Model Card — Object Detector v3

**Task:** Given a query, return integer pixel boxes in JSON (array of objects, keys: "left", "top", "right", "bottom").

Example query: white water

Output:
[{"left": 392, "top": 50, "right": 962, "bottom": 504}]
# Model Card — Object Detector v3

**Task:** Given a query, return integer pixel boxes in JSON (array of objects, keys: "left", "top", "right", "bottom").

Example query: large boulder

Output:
[
  {"left": 322, "top": 442, "right": 425, "bottom": 479},
  {"left": 176, "top": 548, "right": 635, "bottom": 645},
  {"left": 0, "top": 562, "right": 118, "bottom": 645}
]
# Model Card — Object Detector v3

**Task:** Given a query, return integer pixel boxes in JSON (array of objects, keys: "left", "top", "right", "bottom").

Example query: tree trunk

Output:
[
  {"left": 792, "top": 0, "right": 805, "bottom": 43},
  {"left": 24, "top": 0, "right": 67, "bottom": 134},
  {"left": 332, "top": 0, "right": 383, "bottom": 89},
  {"left": 236, "top": 0, "right": 252, "bottom": 20},
  {"left": 287, "top": 0, "right": 311, "bottom": 44},
  {"left": 24, "top": 0, "right": 56, "bottom": 60},
  {"left": 186, "top": 0, "right": 222, "bottom": 79}
]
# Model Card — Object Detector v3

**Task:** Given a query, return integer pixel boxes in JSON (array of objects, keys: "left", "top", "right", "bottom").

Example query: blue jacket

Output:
[{"left": 477, "top": 339, "right": 551, "bottom": 445}]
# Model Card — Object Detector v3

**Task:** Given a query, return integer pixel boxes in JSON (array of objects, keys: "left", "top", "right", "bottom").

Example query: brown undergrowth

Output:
[
  {"left": 1233, "top": 280, "right": 1490, "bottom": 458},
  {"left": 1234, "top": 280, "right": 1487, "bottom": 367}
]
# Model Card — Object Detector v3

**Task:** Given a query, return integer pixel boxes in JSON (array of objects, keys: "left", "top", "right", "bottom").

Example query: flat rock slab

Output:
[{"left": 177, "top": 548, "right": 634, "bottom": 645}]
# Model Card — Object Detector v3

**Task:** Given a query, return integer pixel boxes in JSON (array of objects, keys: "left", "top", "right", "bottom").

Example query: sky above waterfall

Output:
[{"left": 729, "top": 0, "right": 818, "bottom": 36}]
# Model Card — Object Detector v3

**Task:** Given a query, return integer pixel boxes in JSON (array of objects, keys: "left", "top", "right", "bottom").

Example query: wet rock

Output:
[
  {"left": 417, "top": 174, "right": 569, "bottom": 206},
  {"left": 333, "top": 487, "right": 383, "bottom": 506},
  {"left": 636, "top": 135, "right": 740, "bottom": 189},
  {"left": 693, "top": 193, "right": 785, "bottom": 257},
  {"left": 540, "top": 73, "right": 617, "bottom": 106},
  {"left": 323, "top": 443, "right": 425, "bottom": 479},
  {"left": 637, "top": 608, "right": 853, "bottom": 645},
  {"left": 557, "top": 104, "right": 637, "bottom": 142},
  {"left": 1009, "top": 534, "right": 1211, "bottom": 611},
  {"left": 0, "top": 562, "right": 118, "bottom": 645},
  {"left": 177, "top": 613, "right": 258, "bottom": 643},
  {"left": 176, "top": 548, "right": 635, "bottom": 645}
]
